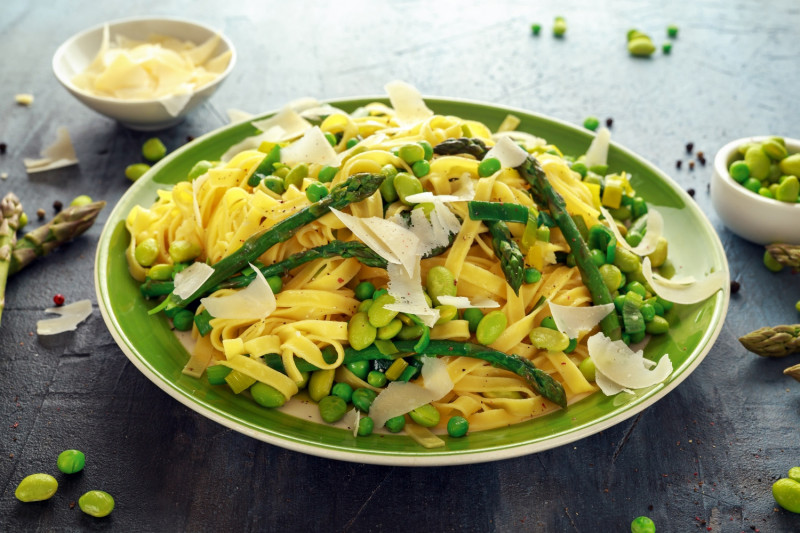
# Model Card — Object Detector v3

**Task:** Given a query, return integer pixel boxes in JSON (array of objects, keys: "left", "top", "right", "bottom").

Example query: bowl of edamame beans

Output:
[
  {"left": 53, "top": 17, "right": 236, "bottom": 131},
  {"left": 711, "top": 136, "right": 800, "bottom": 245}
]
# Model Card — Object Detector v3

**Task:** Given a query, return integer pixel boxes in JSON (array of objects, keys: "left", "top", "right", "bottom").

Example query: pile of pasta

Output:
[{"left": 126, "top": 95, "right": 607, "bottom": 438}]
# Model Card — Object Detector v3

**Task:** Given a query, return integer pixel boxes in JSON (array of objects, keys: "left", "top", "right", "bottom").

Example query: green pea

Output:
[
  {"left": 779, "top": 153, "right": 800, "bottom": 176},
  {"left": 409, "top": 403, "right": 440, "bottom": 427},
  {"left": 125, "top": 163, "right": 151, "bottom": 181},
  {"left": 524, "top": 267, "right": 542, "bottom": 284},
  {"left": 744, "top": 145, "right": 770, "bottom": 180},
  {"left": 540, "top": 316, "right": 558, "bottom": 330},
  {"left": 394, "top": 172, "right": 424, "bottom": 205},
  {"left": 583, "top": 116, "right": 600, "bottom": 131},
  {"left": 626, "top": 231, "right": 643, "bottom": 247},
  {"left": 626, "top": 281, "right": 647, "bottom": 297},
  {"left": 478, "top": 157, "right": 501, "bottom": 177},
  {"left": 571, "top": 161, "right": 588, "bottom": 177},
  {"left": 662, "top": 42, "right": 672, "bottom": 54},
  {"left": 578, "top": 358, "right": 596, "bottom": 382},
  {"left": 346, "top": 360, "right": 370, "bottom": 379},
  {"left": 426, "top": 265, "right": 457, "bottom": 304},
  {"left": 398, "top": 143, "right": 425, "bottom": 164},
  {"left": 349, "top": 311, "right": 378, "bottom": 350},
  {"left": 346, "top": 137, "right": 360, "bottom": 149},
  {"left": 667, "top": 24, "right": 679, "bottom": 37},
  {"left": 589, "top": 248, "right": 606, "bottom": 267},
  {"left": 367, "top": 370, "right": 388, "bottom": 388},
  {"left": 15, "top": 473, "right": 58, "bottom": 502},
  {"left": 367, "top": 293, "right": 399, "bottom": 328},
  {"left": 357, "top": 416, "right": 374, "bottom": 436},
  {"left": 640, "top": 303, "right": 656, "bottom": 322},
  {"left": 251, "top": 381, "right": 287, "bottom": 408},
  {"left": 354, "top": 281, "right": 376, "bottom": 301},
  {"left": 447, "top": 416, "right": 469, "bottom": 437},
  {"left": 531, "top": 23, "right": 542, "bottom": 35},
  {"left": 412, "top": 159, "right": 430, "bottom": 178},
  {"left": 134, "top": 238, "right": 159, "bottom": 267},
  {"left": 773, "top": 478, "right": 800, "bottom": 513},
  {"left": 628, "top": 36, "right": 656, "bottom": 57},
  {"left": 305, "top": 182, "right": 329, "bottom": 202},
  {"left": 267, "top": 275, "right": 282, "bottom": 294},
  {"left": 187, "top": 160, "right": 213, "bottom": 180},
  {"left": 758, "top": 187, "right": 774, "bottom": 199},
  {"left": 385, "top": 415, "right": 406, "bottom": 432},
  {"left": 529, "top": 326, "right": 570, "bottom": 352},
  {"left": 599, "top": 263, "right": 623, "bottom": 293},
  {"left": 318, "top": 165, "right": 338, "bottom": 183},
  {"left": 284, "top": 163, "right": 309, "bottom": 190},
  {"left": 476, "top": 310, "right": 508, "bottom": 345},
  {"left": 377, "top": 318, "right": 403, "bottom": 340},
  {"left": 630, "top": 515, "right": 656, "bottom": 533},
  {"left": 776, "top": 175, "right": 799, "bottom": 203},
  {"left": 172, "top": 309, "right": 195, "bottom": 331},
  {"left": 742, "top": 177, "right": 761, "bottom": 193},
  {"left": 308, "top": 369, "right": 335, "bottom": 402},
  {"left": 331, "top": 382, "right": 353, "bottom": 403},
  {"left": 78, "top": 490, "right": 115, "bottom": 518},
  {"left": 262, "top": 176, "right": 285, "bottom": 195},
  {"left": 318, "top": 395, "right": 348, "bottom": 423},
  {"left": 462, "top": 308, "right": 484, "bottom": 333},
  {"left": 169, "top": 240, "right": 201, "bottom": 263},
  {"left": 613, "top": 246, "right": 641, "bottom": 273},
  {"left": 553, "top": 15, "right": 567, "bottom": 37},
  {"left": 645, "top": 315, "right": 669, "bottom": 335},
  {"left": 351, "top": 388, "right": 377, "bottom": 412},
  {"left": 57, "top": 449, "right": 86, "bottom": 474}
]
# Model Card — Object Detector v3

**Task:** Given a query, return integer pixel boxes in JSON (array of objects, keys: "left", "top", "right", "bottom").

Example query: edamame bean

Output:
[
  {"left": 354, "top": 281, "right": 376, "bottom": 301},
  {"left": 528, "top": 327, "right": 570, "bottom": 351},
  {"left": 628, "top": 36, "right": 656, "bottom": 57},
  {"left": 349, "top": 312, "right": 378, "bottom": 350},
  {"left": 357, "top": 299, "right": 373, "bottom": 313},
  {"left": 397, "top": 324, "right": 424, "bottom": 340},
  {"left": 15, "top": 473, "right": 58, "bottom": 502},
  {"left": 318, "top": 165, "right": 338, "bottom": 183},
  {"left": 377, "top": 318, "right": 403, "bottom": 340},
  {"left": 398, "top": 143, "right": 425, "bottom": 164},
  {"left": 187, "top": 160, "right": 213, "bottom": 180},
  {"left": 308, "top": 369, "right": 335, "bottom": 402},
  {"left": 571, "top": 161, "right": 588, "bottom": 177},
  {"left": 57, "top": 449, "right": 86, "bottom": 474},
  {"left": 385, "top": 415, "right": 406, "bottom": 432},
  {"left": 447, "top": 416, "right": 469, "bottom": 437},
  {"left": 318, "top": 395, "right": 348, "bottom": 423},
  {"left": 763, "top": 250, "right": 784, "bottom": 272},
  {"left": 409, "top": 404, "right": 440, "bottom": 427},
  {"left": 379, "top": 164, "right": 399, "bottom": 202},
  {"left": 776, "top": 175, "right": 799, "bottom": 203},
  {"left": 772, "top": 477, "right": 800, "bottom": 513},
  {"left": 357, "top": 416, "right": 374, "bottom": 436},
  {"left": 324, "top": 132, "right": 337, "bottom": 146},
  {"left": 426, "top": 266, "right": 457, "bottom": 304},
  {"left": 367, "top": 293, "right": 399, "bottom": 328},
  {"left": 169, "top": 240, "right": 201, "bottom": 263},
  {"left": 553, "top": 16, "right": 567, "bottom": 37},
  {"left": 134, "top": 238, "right": 159, "bottom": 267},
  {"left": 394, "top": 172, "right": 424, "bottom": 204},
  {"left": 463, "top": 308, "right": 483, "bottom": 333},
  {"left": 296, "top": 371, "right": 310, "bottom": 389},
  {"left": 351, "top": 388, "right": 377, "bottom": 412},
  {"left": 125, "top": 163, "right": 151, "bottom": 181},
  {"left": 262, "top": 176, "right": 286, "bottom": 195},
  {"left": 70, "top": 194, "right": 93, "bottom": 207},
  {"left": 779, "top": 153, "right": 800, "bottom": 176},
  {"left": 647, "top": 237, "right": 669, "bottom": 268},
  {"left": 331, "top": 382, "right": 353, "bottom": 402},
  {"left": 284, "top": 163, "right": 309, "bottom": 189},
  {"left": 142, "top": 137, "right": 167, "bottom": 162},
  {"left": 645, "top": 315, "right": 669, "bottom": 335},
  {"left": 435, "top": 305, "right": 458, "bottom": 325},
  {"left": 744, "top": 145, "right": 770, "bottom": 180},
  {"left": 599, "top": 263, "right": 623, "bottom": 293},
  {"left": 578, "top": 358, "right": 596, "bottom": 382},
  {"left": 613, "top": 246, "right": 641, "bottom": 273},
  {"left": 762, "top": 139, "right": 788, "bottom": 160},
  {"left": 478, "top": 157, "right": 501, "bottom": 177},
  {"left": 251, "top": 382, "right": 287, "bottom": 408},
  {"left": 305, "top": 182, "right": 329, "bottom": 202},
  {"left": 476, "top": 311, "right": 508, "bottom": 345},
  {"left": 789, "top": 466, "right": 800, "bottom": 483},
  {"left": 172, "top": 309, "right": 195, "bottom": 331},
  {"left": 630, "top": 515, "right": 656, "bottom": 533},
  {"left": 78, "top": 490, "right": 115, "bottom": 518}
]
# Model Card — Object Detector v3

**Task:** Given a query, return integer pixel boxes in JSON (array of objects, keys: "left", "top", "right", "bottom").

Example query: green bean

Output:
[
  {"left": 251, "top": 381, "right": 287, "bottom": 408},
  {"left": 78, "top": 490, "right": 115, "bottom": 518},
  {"left": 308, "top": 369, "right": 335, "bottom": 402},
  {"left": 367, "top": 293, "right": 399, "bottom": 328},
  {"left": 447, "top": 416, "right": 469, "bottom": 437},
  {"left": 426, "top": 265, "right": 457, "bottom": 304},
  {"left": 267, "top": 276, "right": 282, "bottom": 294},
  {"left": 349, "top": 311, "right": 378, "bottom": 350},
  {"left": 478, "top": 157, "right": 501, "bottom": 177},
  {"left": 57, "top": 449, "right": 86, "bottom": 474},
  {"left": 357, "top": 416, "right": 374, "bottom": 436},
  {"left": 408, "top": 403, "right": 440, "bottom": 427},
  {"left": 476, "top": 310, "right": 507, "bottom": 345},
  {"left": 125, "top": 163, "right": 151, "bottom": 181},
  {"left": 319, "top": 395, "right": 348, "bottom": 423},
  {"left": 142, "top": 137, "right": 167, "bottom": 162},
  {"left": 463, "top": 308, "right": 484, "bottom": 333},
  {"left": 385, "top": 415, "right": 406, "bottom": 432},
  {"left": 134, "top": 238, "right": 159, "bottom": 267},
  {"left": 15, "top": 473, "right": 58, "bottom": 502},
  {"left": 284, "top": 163, "right": 309, "bottom": 190},
  {"left": 351, "top": 387, "right": 377, "bottom": 412},
  {"left": 169, "top": 240, "right": 201, "bottom": 263},
  {"left": 394, "top": 172, "right": 423, "bottom": 205}
]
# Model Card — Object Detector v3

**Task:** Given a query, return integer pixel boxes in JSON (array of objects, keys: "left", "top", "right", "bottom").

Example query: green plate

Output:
[{"left": 95, "top": 97, "right": 729, "bottom": 465}]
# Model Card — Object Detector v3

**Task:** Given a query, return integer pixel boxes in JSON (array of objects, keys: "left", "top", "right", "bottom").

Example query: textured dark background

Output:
[{"left": 1, "top": 1, "right": 799, "bottom": 531}]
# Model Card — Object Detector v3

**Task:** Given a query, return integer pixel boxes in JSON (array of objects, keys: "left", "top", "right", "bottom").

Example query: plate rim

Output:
[{"left": 95, "top": 95, "right": 730, "bottom": 466}]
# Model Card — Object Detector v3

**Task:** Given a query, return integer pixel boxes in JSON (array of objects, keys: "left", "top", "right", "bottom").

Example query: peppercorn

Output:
[
  {"left": 0, "top": 142, "right": 6, "bottom": 155},
  {"left": 689, "top": 160, "right": 695, "bottom": 170},
  {"left": 676, "top": 160, "right": 682, "bottom": 169},
  {"left": 36, "top": 208, "right": 45, "bottom": 220},
  {"left": 53, "top": 294, "right": 65, "bottom": 306},
  {"left": 686, "top": 142, "right": 694, "bottom": 153},
  {"left": 687, "top": 188, "right": 696, "bottom": 197},
  {"left": 730, "top": 280, "right": 741, "bottom": 294},
  {"left": 53, "top": 200, "right": 63, "bottom": 213},
  {"left": 605, "top": 117, "right": 613, "bottom": 127}
]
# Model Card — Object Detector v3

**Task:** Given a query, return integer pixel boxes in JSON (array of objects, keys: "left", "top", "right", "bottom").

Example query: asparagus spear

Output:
[
  {"left": 0, "top": 193, "right": 23, "bottom": 325},
  {"left": 739, "top": 324, "right": 800, "bottom": 357},
  {"left": 486, "top": 220, "right": 524, "bottom": 294},
  {"left": 262, "top": 339, "right": 567, "bottom": 408},
  {"left": 784, "top": 363, "right": 800, "bottom": 383},
  {"left": 164, "top": 172, "right": 384, "bottom": 309},
  {"left": 765, "top": 243, "right": 800, "bottom": 271},
  {"left": 9, "top": 201, "right": 106, "bottom": 276},
  {"left": 517, "top": 156, "right": 622, "bottom": 340},
  {"left": 433, "top": 137, "right": 489, "bottom": 159}
]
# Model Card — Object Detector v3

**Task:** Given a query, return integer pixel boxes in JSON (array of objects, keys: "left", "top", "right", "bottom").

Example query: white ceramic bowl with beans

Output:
[
  {"left": 711, "top": 136, "right": 800, "bottom": 245},
  {"left": 52, "top": 17, "right": 236, "bottom": 131}
]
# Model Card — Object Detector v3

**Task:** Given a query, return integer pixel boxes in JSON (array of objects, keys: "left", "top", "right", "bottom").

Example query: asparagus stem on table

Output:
[
  {"left": 263, "top": 339, "right": 567, "bottom": 408},
  {"left": 162, "top": 172, "right": 385, "bottom": 310},
  {"left": 739, "top": 324, "right": 800, "bottom": 357},
  {"left": 486, "top": 220, "right": 524, "bottom": 295},
  {"left": 0, "top": 193, "right": 24, "bottom": 325},
  {"left": 9, "top": 201, "right": 106, "bottom": 276},
  {"left": 517, "top": 156, "right": 622, "bottom": 340},
  {"left": 765, "top": 243, "right": 800, "bottom": 271}
]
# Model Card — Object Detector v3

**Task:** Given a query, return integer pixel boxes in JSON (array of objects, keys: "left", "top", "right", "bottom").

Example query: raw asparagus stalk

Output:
[
  {"left": 432, "top": 137, "right": 489, "bottom": 159},
  {"left": 0, "top": 193, "right": 23, "bottom": 325},
  {"left": 739, "top": 324, "right": 800, "bottom": 357},
  {"left": 486, "top": 220, "right": 524, "bottom": 294},
  {"left": 517, "top": 156, "right": 622, "bottom": 340},
  {"left": 784, "top": 363, "right": 800, "bottom": 383},
  {"left": 164, "top": 172, "right": 384, "bottom": 309},
  {"left": 765, "top": 243, "right": 800, "bottom": 271},
  {"left": 8, "top": 201, "right": 106, "bottom": 276},
  {"left": 263, "top": 339, "right": 567, "bottom": 408}
]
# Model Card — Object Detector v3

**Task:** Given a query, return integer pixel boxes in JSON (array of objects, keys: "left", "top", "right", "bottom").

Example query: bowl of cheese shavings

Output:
[{"left": 52, "top": 16, "right": 235, "bottom": 131}]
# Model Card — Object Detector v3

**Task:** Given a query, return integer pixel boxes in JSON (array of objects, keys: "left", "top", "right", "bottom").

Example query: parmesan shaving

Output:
[
  {"left": 492, "top": 130, "right": 547, "bottom": 150},
  {"left": 173, "top": 262, "right": 214, "bottom": 299},
  {"left": 548, "top": 301, "right": 615, "bottom": 338},
  {"left": 385, "top": 80, "right": 433, "bottom": 126},
  {"left": 384, "top": 263, "right": 440, "bottom": 327},
  {"left": 484, "top": 135, "right": 529, "bottom": 168},
  {"left": 226, "top": 108, "right": 253, "bottom": 123},
  {"left": 23, "top": 127, "right": 79, "bottom": 173},
  {"left": 594, "top": 369, "right": 634, "bottom": 396},
  {"left": 600, "top": 206, "right": 664, "bottom": 256},
  {"left": 36, "top": 299, "right": 92, "bottom": 335},
  {"left": 200, "top": 263, "right": 276, "bottom": 319},
  {"left": 348, "top": 408, "right": 360, "bottom": 437},
  {"left": 587, "top": 333, "right": 672, "bottom": 393},
  {"left": 584, "top": 127, "right": 611, "bottom": 168},
  {"left": 641, "top": 257, "right": 727, "bottom": 305},
  {"left": 280, "top": 126, "right": 339, "bottom": 167},
  {"left": 251, "top": 106, "right": 312, "bottom": 143},
  {"left": 368, "top": 357, "right": 453, "bottom": 428},
  {"left": 436, "top": 295, "right": 500, "bottom": 309}
]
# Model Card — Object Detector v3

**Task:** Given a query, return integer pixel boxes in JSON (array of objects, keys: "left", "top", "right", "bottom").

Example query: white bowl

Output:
[
  {"left": 711, "top": 136, "right": 800, "bottom": 245},
  {"left": 52, "top": 17, "right": 236, "bottom": 131}
]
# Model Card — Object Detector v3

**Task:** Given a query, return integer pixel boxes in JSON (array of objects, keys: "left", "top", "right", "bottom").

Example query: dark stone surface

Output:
[{"left": 1, "top": 1, "right": 799, "bottom": 531}]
